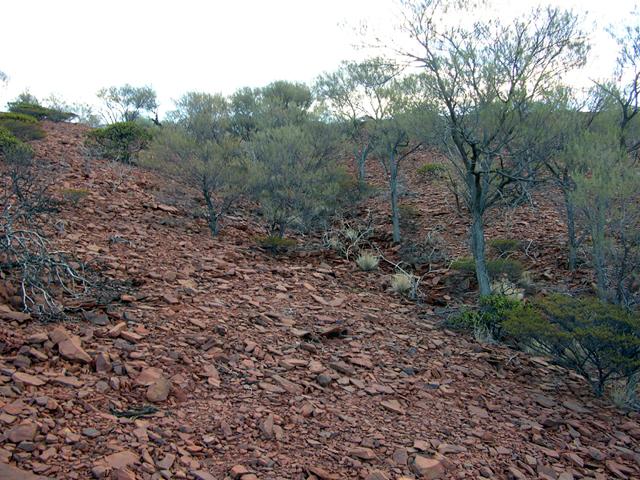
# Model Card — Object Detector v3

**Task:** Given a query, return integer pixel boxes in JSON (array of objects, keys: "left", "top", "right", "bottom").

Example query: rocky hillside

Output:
[{"left": 0, "top": 122, "right": 638, "bottom": 480}]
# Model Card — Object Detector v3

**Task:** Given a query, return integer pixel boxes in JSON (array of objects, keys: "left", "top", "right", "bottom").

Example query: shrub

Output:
[
  {"left": 61, "top": 188, "right": 90, "bottom": 206},
  {"left": 254, "top": 235, "right": 297, "bottom": 253},
  {"left": 356, "top": 251, "right": 380, "bottom": 271},
  {"left": 391, "top": 272, "right": 418, "bottom": 297},
  {"left": 0, "top": 127, "right": 27, "bottom": 156},
  {"left": 451, "top": 256, "right": 524, "bottom": 282},
  {"left": 0, "top": 112, "right": 45, "bottom": 141},
  {"left": 8, "top": 102, "right": 77, "bottom": 122},
  {"left": 416, "top": 163, "right": 446, "bottom": 178},
  {"left": 448, "top": 294, "right": 525, "bottom": 341},
  {"left": 503, "top": 294, "right": 640, "bottom": 397},
  {"left": 86, "top": 121, "right": 152, "bottom": 164},
  {"left": 489, "top": 238, "right": 520, "bottom": 256}
]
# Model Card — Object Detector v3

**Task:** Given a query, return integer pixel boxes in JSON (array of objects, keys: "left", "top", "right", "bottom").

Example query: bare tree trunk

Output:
[
  {"left": 389, "top": 154, "right": 401, "bottom": 243},
  {"left": 202, "top": 188, "right": 219, "bottom": 236},
  {"left": 591, "top": 207, "right": 608, "bottom": 300},
  {"left": 470, "top": 206, "right": 491, "bottom": 296},
  {"left": 356, "top": 145, "right": 370, "bottom": 188},
  {"left": 564, "top": 190, "right": 578, "bottom": 271}
]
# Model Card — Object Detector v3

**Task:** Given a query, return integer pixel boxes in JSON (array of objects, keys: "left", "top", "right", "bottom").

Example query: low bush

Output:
[
  {"left": 416, "top": 163, "right": 446, "bottom": 178},
  {"left": 0, "top": 112, "right": 45, "bottom": 141},
  {"left": 61, "top": 188, "right": 90, "bottom": 206},
  {"left": 447, "top": 294, "right": 525, "bottom": 341},
  {"left": 451, "top": 256, "right": 524, "bottom": 282},
  {"left": 255, "top": 235, "right": 297, "bottom": 253},
  {"left": 503, "top": 294, "right": 640, "bottom": 397},
  {"left": 86, "top": 121, "right": 152, "bottom": 164},
  {"left": 8, "top": 102, "right": 77, "bottom": 122},
  {"left": 489, "top": 238, "right": 520, "bottom": 256},
  {"left": 356, "top": 251, "right": 379, "bottom": 271},
  {"left": 0, "top": 127, "right": 29, "bottom": 156}
]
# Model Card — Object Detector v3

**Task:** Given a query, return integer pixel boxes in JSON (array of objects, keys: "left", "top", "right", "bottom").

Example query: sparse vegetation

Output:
[
  {"left": 355, "top": 251, "right": 380, "bottom": 271},
  {"left": 0, "top": 112, "right": 45, "bottom": 141},
  {"left": 61, "top": 188, "right": 90, "bottom": 206},
  {"left": 86, "top": 121, "right": 153, "bottom": 164},
  {"left": 254, "top": 235, "right": 297, "bottom": 253},
  {"left": 488, "top": 238, "right": 521, "bottom": 256},
  {"left": 390, "top": 271, "right": 419, "bottom": 298},
  {"left": 416, "top": 163, "right": 446, "bottom": 178}
]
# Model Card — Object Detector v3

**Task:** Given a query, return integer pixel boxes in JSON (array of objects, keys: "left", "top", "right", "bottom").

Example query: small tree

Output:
[
  {"left": 371, "top": 74, "right": 438, "bottom": 242},
  {"left": 145, "top": 92, "right": 244, "bottom": 236},
  {"left": 97, "top": 84, "right": 159, "bottom": 124},
  {"left": 315, "top": 58, "right": 403, "bottom": 186},
  {"left": 569, "top": 127, "right": 640, "bottom": 306},
  {"left": 248, "top": 124, "right": 343, "bottom": 237},
  {"left": 397, "top": 0, "right": 588, "bottom": 295}
]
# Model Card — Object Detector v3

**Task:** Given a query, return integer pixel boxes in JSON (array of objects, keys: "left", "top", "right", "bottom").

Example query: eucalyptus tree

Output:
[{"left": 397, "top": 0, "right": 589, "bottom": 295}]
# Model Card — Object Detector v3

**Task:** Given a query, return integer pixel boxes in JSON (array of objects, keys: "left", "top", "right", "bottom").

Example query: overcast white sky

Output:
[{"left": 1, "top": 0, "right": 637, "bottom": 115}]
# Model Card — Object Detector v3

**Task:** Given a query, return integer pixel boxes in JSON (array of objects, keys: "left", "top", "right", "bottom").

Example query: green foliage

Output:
[
  {"left": 489, "top": 238, "right": 521, "bottom": 256},
  {"left": 0, "top": 112, "right": 38, "bottom": 123},
  {"left": 451, "top": 257, "right": 524, "bottom": 282},
  {"left": 254, "top": 235, "right": 297, "bottom": 253},
  {"left": 448, "top": 295, "right": 526, "bottom": 341},
  {"left": 0, "top": 112, "right": 45, "bottom": 141},
  {"left": 86, "top": 121, "right": 152, "bottom": 164},
  {"left": 97, "top": 84, "right": 158, "bottom": 123},
  {"left": 61, "top": 188, "right": 90, "bottom": 206},
  {"left": 248, "top": 124, "right": 344, "bottom": 236},
  {"left": 416, "top": 163, "right": 446, "bottom": 178},
  {"left": 8, "top": 102, "right": 76, "bottom": 122},
  {"left": 142, "top": 123, "right": 245, "bottom": 236},
  {"left": 0, "top": 126, "right": 27, "bottom": 156},
  {"left": 503, "top": 294, "right": 640, "bottom": 396}
]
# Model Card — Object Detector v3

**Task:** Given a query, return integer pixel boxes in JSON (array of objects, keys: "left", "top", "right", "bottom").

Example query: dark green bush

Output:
[
  {"left": 0, "top": 113, "right": 45, "bottom": 141},
  {"left": 0, "top": 127, "right": 25, "bottom": 155},
  {"left": 86, "top": 121, "right": 152, "bottom": 164},
  {"left": 503, "top": 294, "right": 640, "bottom": 396},
  {"left": 0, "top": 112, "right": 39, "bottom": 123},
  {"left": 8, "top": 102, "right": 77, "bottom": 122},
  {"left": 451, "top": 256, "right": 524, "bottom": 281},
  {"left": 254, "top": 235, "right": 297, "bottom": 253},
  {"left": 448, "top": 294, "right": 525, "bottom": 339},
  {"left": 489, "top": 238, "right": 520, "bottom": 256}
]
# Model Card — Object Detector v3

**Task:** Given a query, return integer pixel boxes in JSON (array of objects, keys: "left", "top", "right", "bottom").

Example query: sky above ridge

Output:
[{"left": 1, "top": 0, "right": 637, "bottom": 116}]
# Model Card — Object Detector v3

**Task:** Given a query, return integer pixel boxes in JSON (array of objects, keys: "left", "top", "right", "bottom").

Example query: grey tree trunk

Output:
[
  {"left": 356, "top": 145, "right": 370, "bottom": 187},
  {"left": 591, "top": 207, "right": 608, "bottom": 300},
  {"left": 470, "top": 207, "right": 491, "bottom": 296},
  {"left": 389, "top": 154, "right": 401, "bottom": 243},
  {"left": 564, "top": 190, "right": 577, "bottom": 271},
  {"left": 203, "top": 188, "right": 219, "bottom": 236}
]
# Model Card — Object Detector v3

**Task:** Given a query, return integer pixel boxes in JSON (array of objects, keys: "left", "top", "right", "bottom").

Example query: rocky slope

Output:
[{"left": 0, "top": 122, "right": 638, "bottom": 480}]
